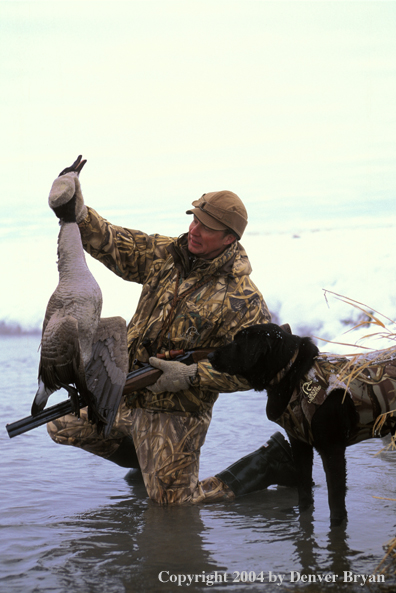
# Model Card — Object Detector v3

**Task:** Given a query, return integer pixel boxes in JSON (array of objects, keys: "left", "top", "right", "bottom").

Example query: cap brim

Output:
[{"left": 186, "top": 207, "right": 228, "bottom": 231}]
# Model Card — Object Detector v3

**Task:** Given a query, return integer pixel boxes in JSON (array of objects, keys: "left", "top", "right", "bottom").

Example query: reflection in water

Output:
[
  {"left": 23, "top": 476, "right": 393, "bottom": 593},
  {"left": 295, "top": 510, "right": 354, "bottom": 577},
  {"left": 33, "top": 472, "right": 226, "bottom": 593},
  {"left": 1, "top": 337, "right": 396, "bottom": 593}
]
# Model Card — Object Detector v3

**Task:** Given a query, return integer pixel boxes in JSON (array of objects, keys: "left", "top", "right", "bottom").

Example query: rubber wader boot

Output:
[
  {"left": 107, "top": 436, "right": 141, "bottom": 469},
  {"left": 215, "top": 432, "right": 297, "bottom": 497}
]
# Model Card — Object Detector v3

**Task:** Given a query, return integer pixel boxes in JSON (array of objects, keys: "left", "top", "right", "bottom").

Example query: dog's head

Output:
[{"left": 208, "top": 323, "right": 317, "bottom": 391}]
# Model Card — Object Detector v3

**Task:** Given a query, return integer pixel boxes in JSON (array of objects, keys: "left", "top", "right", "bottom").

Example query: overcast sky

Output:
[
  {"left": 1, "top": 0, "right": 395, "bottom": 234},
  {"left": 1, "top": 0, "right": 396, "bottom": 333}
]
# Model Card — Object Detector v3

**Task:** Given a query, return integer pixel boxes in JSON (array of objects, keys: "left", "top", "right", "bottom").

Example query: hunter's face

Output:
[{"left": 188, "top": 216, "right": 235, "bottom": 260}]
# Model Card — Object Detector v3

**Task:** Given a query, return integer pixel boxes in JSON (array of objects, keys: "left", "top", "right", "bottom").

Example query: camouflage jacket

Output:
[
  {"left": 275, "top": 352, "right": 396, "bottom": 446},
  {"left": 79, "top": 208, "right": 270, "bottom": 415}
]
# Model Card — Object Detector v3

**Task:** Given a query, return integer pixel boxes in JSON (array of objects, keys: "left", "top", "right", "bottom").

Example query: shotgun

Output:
[{"left": 6, "top": 347, "right": 213, "bottom": 439}]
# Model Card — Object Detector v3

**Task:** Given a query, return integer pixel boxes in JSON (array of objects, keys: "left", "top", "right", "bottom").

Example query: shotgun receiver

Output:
[{"left": 6, "top": 348, "right": 213, "bottom": 439}]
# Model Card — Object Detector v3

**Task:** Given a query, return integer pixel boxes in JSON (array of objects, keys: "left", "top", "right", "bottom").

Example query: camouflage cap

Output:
[{"left": 186, "top": 190, "right": 248, "bottom": 239}]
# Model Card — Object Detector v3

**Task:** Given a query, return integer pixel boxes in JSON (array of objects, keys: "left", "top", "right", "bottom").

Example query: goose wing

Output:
[
  {"left": 85, "top": 316, "right": 129, "bottom": 438},
  {"left": 37, "top": 313, "right": 108, "bottom": 426},
  {"left": 39, "top": 313, "right": 82, "bottom": 391},
  {"left": 40, "top": 289, "right": 65, "bottom": 337}
]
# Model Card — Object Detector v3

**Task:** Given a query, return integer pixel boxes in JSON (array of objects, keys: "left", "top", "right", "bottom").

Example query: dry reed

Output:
[{"left": 318, "top": 291, "right": 396, "bottom": 576}]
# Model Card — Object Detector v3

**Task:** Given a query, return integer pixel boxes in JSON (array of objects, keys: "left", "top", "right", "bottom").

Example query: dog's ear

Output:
[
  {"left": 237, "top": 324, "right": 305, "bottom": 390},
  {"left": 298, "top": 336, "right": 320, "bottom": 367}
]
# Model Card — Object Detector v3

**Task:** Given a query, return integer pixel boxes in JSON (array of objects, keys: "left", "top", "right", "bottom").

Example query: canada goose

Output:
[{"left": 31, "top": 156, "right": 128, "bottom": 437}]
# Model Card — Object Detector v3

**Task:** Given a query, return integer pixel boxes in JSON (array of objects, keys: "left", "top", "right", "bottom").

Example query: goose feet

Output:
[
  {"left": 59, "top": 383, "right": 81, "bottom": 417},
  {"left": 58, "top": 155, "right": 87, "bottom": 177}
]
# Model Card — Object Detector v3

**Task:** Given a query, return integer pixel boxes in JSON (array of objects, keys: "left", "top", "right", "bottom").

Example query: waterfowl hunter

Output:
[{"left": 31, "top": 156, "right": 128, "bottom": 437}]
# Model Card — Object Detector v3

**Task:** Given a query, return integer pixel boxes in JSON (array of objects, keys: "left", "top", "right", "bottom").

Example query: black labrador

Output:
[{"left": 208, "top": 323, "right": 396, "bottom": 526}]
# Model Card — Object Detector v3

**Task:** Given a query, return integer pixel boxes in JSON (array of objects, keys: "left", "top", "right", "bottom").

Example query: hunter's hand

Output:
[
  {"left": 146, "top": 358, "right": 198, "bottom": 393},
  {"left": 48, "top": 155, "right": 88, "bottom": 222}
]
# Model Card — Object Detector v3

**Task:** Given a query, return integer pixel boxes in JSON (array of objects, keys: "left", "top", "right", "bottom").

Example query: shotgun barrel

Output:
[
  {"left": 6, "top": 396, "right": 84, "bottom": 438},
  {"left": 6, "top": 347, "right": 214, "bottom": 438}
]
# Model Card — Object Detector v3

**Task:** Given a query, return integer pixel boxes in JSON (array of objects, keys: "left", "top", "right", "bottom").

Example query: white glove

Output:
[
  {"left": 146, "top": 358, "right": 198, "bottom": 394},
  {"left": 48, "top": 172, "right": 87, "bottom": 223}
]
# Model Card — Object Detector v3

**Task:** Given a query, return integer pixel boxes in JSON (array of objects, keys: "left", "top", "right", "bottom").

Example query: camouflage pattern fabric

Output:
[
  {"left": 47, "top": 399, "right": 135, "bottom": 459},
  {"left": 78, "top": 207, "right": 270, "bottom": 413},
  {"left": 131, "top": 407, "right": 235, "bottom": 504},
  {"left": 275, "top": 354, "right": 396, "bottom": 446},
  {"left": 47, "top": 206, "right": 269, "bottom": 504},
  {"left": 48, "top": 401, "right": 235, "bottom": 504}
]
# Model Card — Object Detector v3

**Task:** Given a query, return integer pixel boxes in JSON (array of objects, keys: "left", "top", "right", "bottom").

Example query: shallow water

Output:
[{"left": 1, "top": 336, "right": 395, "bottom": 593}]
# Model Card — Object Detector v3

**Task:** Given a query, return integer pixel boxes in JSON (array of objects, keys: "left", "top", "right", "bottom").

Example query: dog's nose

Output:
[{"left": 207, "top": 351, "right": 215, "bottom": 363}]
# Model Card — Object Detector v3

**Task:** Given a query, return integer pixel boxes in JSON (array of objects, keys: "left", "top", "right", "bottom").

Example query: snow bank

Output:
[{"left": 2, "top": 221, "right": 396, "bottom": 355}]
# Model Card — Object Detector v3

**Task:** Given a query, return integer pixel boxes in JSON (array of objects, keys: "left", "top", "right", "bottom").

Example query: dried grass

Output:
[
  {"left": 314, "top": 289, "right": 396, "bottom": 408},
  {"left": 375, "top": 537, "right": 396, "bottom": 577},
  {"left": 318, "top": 291, "right": 396, "bottom": 577},
  {"left": 374, "top": 433, "right": 396, "bottom": 456},
  {"left": 317, "top": 289, "right": 396, "bottom": 352}
]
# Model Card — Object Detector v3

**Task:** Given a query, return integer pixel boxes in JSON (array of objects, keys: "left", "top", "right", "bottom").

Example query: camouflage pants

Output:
[{"left": 47, "top": 400, "right": 235, "bottom": 505}]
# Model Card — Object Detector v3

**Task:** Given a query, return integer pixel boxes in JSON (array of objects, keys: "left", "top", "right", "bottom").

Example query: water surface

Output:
[{"left": 1, "top": 336, "right": 395, "bottom": 592}]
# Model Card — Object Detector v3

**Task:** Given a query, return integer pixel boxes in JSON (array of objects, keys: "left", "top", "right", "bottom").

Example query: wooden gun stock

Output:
[
  {"left": 6, "top": 348, "right": 214, "bottom": 439},
  {"left": 6, "top": 327, "right": 291, "bottom": 438},
  {"left": 123, "top": 348, "right": 213, "bottom": 395}
]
